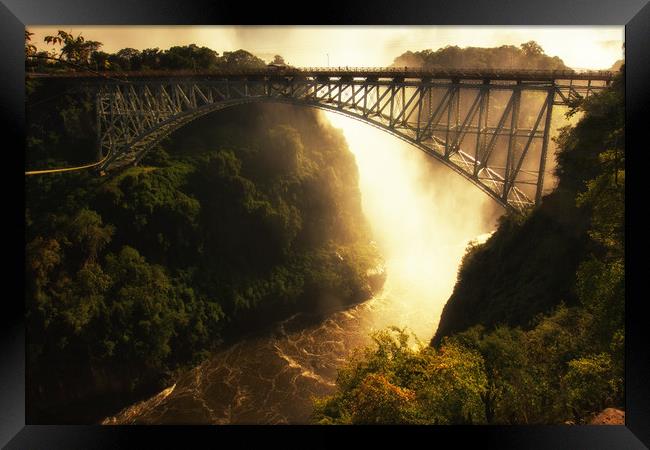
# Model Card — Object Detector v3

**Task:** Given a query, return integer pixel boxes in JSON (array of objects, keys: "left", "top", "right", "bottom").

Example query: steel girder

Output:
[{"left": 96, "top": 75, "right": 608, "bottom": 212}]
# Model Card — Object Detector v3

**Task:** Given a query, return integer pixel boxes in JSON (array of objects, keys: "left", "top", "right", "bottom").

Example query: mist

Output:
[{"left": 323, "top": 111, "right": 502, "bottom": 340}]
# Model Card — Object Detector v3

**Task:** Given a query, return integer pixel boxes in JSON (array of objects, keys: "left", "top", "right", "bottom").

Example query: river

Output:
[{"left": 102, "top": 112, "right": 499, "bottom": 425}]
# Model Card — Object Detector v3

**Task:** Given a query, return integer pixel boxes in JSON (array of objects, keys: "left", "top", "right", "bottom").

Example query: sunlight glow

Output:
[
  {"left": 324, "top": 111, "right": 498, "bottom": 337},
  {"left": 28, "top": 26, "right": 624, "bottom": 70}
]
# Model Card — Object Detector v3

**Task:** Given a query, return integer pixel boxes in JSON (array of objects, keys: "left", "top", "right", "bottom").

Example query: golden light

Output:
[
  {"left": 24, "top": 24, "right": 623, "bottom": 339},
  {"left": 324, "top": 110, "right": 498, "bottom": 339},
  {"left": 27, "top": 26, "right": 623, "bottom": 70}
]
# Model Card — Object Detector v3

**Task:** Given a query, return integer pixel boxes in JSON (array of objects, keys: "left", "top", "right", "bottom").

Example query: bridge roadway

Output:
[{"left": 26, "top": 66, "right": 615, "bottom": 83}]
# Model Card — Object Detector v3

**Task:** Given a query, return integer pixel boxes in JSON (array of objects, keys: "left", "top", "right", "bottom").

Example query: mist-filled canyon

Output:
[
  {"left": 100, "top": 109, "right": 500, "bottom": 424},
  {"left": 25, "top": 30, "right": 625, "bottom": 426}
]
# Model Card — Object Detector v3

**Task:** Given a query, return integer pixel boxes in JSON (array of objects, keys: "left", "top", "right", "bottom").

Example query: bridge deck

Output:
[{"left": 26, "top": 67, "right": 615, "bottom": 83}]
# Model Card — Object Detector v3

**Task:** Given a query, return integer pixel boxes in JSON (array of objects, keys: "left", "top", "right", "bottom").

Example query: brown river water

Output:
[{"left": 103, "top": 274, "right": 451, "bottom": 424}]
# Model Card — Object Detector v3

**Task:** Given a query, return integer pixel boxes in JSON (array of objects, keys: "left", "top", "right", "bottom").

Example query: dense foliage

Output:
[
  {"left": 26, "top": 31, "right": 623, "bottom": 424},
  {"left": 26, "top": 97, "right": 382, "bottom": 421},
  {"left": 392, "top": 41, "right": 567, "bottom": 70},
  {"left": 26, "top": 30, "right": 269, "bottom": 73},
  {"left": 313, "top": 327, "right": 488, "bottom": 424},
  {"left": 314, "top": 68, "right": 624, "bottom": 425}
]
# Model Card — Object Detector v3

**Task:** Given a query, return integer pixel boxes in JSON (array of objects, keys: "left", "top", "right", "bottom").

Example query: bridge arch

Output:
[
  {"left": 90, "top": 69, "right": 611, "bottom": 212},
  {"left": 112, "top": 97, "right": 512, "bottom": 212}
]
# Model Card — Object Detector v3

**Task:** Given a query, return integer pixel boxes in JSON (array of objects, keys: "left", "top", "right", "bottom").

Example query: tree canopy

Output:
[
  {"left": 27, "top": 30, "right": 272, "bottom": 73},
  {"left": 392, "top": 42, "right": 567, "bottom": 70}
]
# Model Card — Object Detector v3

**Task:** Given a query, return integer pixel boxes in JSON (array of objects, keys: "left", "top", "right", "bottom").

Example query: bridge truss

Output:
[{"left": 87, "top": 68, "right": 612, "bottom": 212}]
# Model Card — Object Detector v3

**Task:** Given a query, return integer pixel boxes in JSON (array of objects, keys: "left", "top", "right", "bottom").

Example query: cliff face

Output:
[
  {"left": 432, "top": 68, "right": 624, "bottom": 346},
  {"left": 431, "top": 190, "right": 590, "bottom": 346}
]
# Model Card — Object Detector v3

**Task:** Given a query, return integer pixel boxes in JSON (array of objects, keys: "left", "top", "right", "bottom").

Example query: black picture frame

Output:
[{"left": 4, "top": 0, "right": 649, "bottom": 447}]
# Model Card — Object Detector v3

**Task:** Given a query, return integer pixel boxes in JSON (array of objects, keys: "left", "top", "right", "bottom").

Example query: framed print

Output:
[{"left": 4, "top": 0, "right": 650, "bottom": 447}]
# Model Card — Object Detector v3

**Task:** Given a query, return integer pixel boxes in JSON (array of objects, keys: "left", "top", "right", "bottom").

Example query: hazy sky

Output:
[{"left": 27, "top": 26, "right": 624, "bottom": 70}]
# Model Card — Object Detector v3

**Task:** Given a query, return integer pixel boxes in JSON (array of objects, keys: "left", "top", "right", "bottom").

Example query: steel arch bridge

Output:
[{"left": 30, "top": 67, "right": 613, "bottom": 212}]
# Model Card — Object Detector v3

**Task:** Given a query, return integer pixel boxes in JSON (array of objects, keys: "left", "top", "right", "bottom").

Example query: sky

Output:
[{"left": 27, "top": 26, "right": 624, "bottom": 70}]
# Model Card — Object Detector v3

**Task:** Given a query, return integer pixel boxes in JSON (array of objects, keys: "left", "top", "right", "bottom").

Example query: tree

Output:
[
  {"left": 112, "top": 47, "right": 141, "bottom": 70},
  {"left": 520, "top": 41, "right": 545, "bottom": 57},
  {"left": 26, "top": 236, "right": 62, "bottom": 292},
  {"left": 271, "top": 55, "right": 286, "bottom": 65},
  {"left": 161, "top": 44, "right": 219, "bottom": 70},
  {"left": 219, "top": 49, "right": 266, "bottom": 69},
  {"left": 563, "top": 353, "right": 619, "bottom": 421},
  {"left": 102, "top": 246, "right": 177, "bottom": 368},
  {"left": 90, "top": 51, "right": 111, "bottom": 71},
  {"left": 314, "top": 328, "right": 488, "bottom": 425},
  {"left": 349, "top": 373, "right": 416, "bottom": 424},
  {"left": 44, "top": 30, "right": 102, "bottom": 65},
  {"left": 140, "top": 48, "right": 162, "bottom": 70},
  {"left": 25, "top": 30, "right": 37, "bottom": 57},
  {"left": 25, "top": 30, "right": 40, "bottom": 90},
  {"left": 64, "top": 209, "right": 114, "bottom": 267}
]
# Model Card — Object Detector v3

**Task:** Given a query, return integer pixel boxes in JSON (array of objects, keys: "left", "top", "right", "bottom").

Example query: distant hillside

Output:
[{"left": 392, "top": 41, "right": 567, "bottom": 70}]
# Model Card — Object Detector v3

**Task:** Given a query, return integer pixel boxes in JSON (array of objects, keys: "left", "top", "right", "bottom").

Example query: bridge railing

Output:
[
  {"left": 26, "top": 66, "right": 615, "bottom": 82},
  {"left": 294, "top": 66, "right": 614, "bottom": 80}
]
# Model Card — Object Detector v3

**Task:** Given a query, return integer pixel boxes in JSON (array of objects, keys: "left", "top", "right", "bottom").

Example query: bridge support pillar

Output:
[
  {"left": 95, "top": 94, "right": 102, "bottom": 162},
  {"left": 535, "top": 87, "right": 556, "bottom": 205}
]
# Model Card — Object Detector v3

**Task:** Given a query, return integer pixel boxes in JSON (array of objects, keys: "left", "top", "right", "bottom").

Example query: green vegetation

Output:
[
  {"left": 314, "top": 67, "right": 624, "bottom": 425},
  {"left": 26, "top": 31, "right": 623, "bottom": 425},
  {"left": 313, "top": 327, "right": 488, "bottom": 424},
  {"left": 26, "top": 31, "right": 383, "bottom": 421},
  {"left": 392, "top": 41, "right": 567, "bottom": 70},
  {"left": 26, "top": 29, "right": 269, "bottom": 73},
  {"left": 26, "top": 94, "right": 382, "bottom": 420}
]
